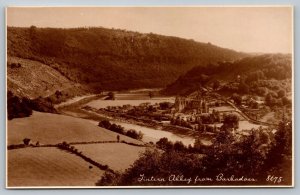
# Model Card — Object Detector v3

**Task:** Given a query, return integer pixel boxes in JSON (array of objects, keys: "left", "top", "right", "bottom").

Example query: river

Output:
[
  {"left": 84, "top": 91, "right": 196, "bottom": 146},
  {"left": 88, "top": 119, "right": 195, "bottom": 146}
]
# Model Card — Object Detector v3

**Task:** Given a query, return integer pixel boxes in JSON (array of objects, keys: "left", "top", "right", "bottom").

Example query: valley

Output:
[{"left": 6, "top": 25, "right": 292, "bottom": 187}]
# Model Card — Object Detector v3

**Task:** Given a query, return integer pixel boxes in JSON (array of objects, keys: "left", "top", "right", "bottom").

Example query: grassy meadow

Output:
[
  {"left": 74, "top": 143, "right": 146, "bottom": 172},
  {"left": 7, "top": 111, "right": 147, "bottom": 186},
  {"left": 7, "top": 111, "right": 142, "bottom": 146},
  {"left": 7, "top": 147, "right": 104, "bottom": 187}
]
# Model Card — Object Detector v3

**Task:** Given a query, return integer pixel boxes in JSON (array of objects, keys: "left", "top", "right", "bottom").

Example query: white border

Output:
[{"left": 5, "top": 5, "right": 295, "bottom": 189}]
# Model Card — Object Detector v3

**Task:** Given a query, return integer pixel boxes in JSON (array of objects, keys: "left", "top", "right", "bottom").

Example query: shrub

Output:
[
  {"left": 125, "top": 130, "right": 143, "bottom": 140},
  {"left": 98, "top": 120, "right": 112, "bottom": 129},
  {"left": 7, "top": 91, "right": 32, "bottom": 120},
  {"left": 156, "top": 137, "right": 173, "bottom": 151},
  {"left": 222, "top": 113, "right": 239, "bottom": 129},
  {"left": 23, "top": 138, "right": 31, "bottom": 145},
  {"left": 98, "top": 120, "right": 142, "bottom": 140},
  {"left": 97, "top": 123, "right": 292, "bottom": 186}
]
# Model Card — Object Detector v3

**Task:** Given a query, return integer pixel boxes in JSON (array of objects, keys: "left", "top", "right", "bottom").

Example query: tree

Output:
[
  {"left": 173, "top": 141, "right": 185, "bottom": 151},
  {"left": 194, "top": 137, "right": 204, "bottom": 151},
  {"left": 126, "top": 129, "right": 143, "bottom": 140},
  {"left": 137, "top": 131, "right": 144, "bottom": 141},
  {"left": 238, "top": 81, "right": 249, "bottom": 94},
  {"left": 29, "top": 25, "right": 37, "bottom": 41},
  {"left": 265, "top": 92, "right": 277, "bottom": 107},
  {"left": 214, "top": 129, "right": 235, "bottom": 145},
  {"left": 96, "top": 124, "right": 291, "bottom": 186},
  {"left": 55, "top": 90, "right": 62, "bottom": 99},
  {"left": 107, "top": 92, "right": 115, "bottom": 100},
  {"left": 159, "top": 102, "right": 171, "bottom": 110},
  {"left": 98, "top": 120, "right": 112, "bottom": 129},
  {"left": 263, "top": 120, "right": 292, "bottom": 184},
  {"left": 7, "top": 91, "right": 33, "bottom": 120},
  {"left": 255, "top": 87, "right": 268, "bottom": 96},
  {"left": 232, "top": 93, "right": 242, "bottom": 106},
  {"left": 23, "top": 138, "right": 31, "bottom": 145},
  {"left": 222, "top": 114, "right": 239, "bottom": 129},
  {"left": 282, "top": 96, "right": 291, "bottom": 106},
  {"left": 277, "top": 90, "right": 286, "bottom": 98},
  {"left": 251, "top": 101, "right": 259, "bottom": 109},
  {"left": 148, "top": 91, "right": 154, "bottom": 99},
  {"left": 110, "top": 124, "right": 124, "bottom": 134},
  {"left": 156, "top": 137, "right": 173, "bottom": 150},
  {"left": 212, "top": 80, "right": 220, "bottom": 90},
  {"left": 274, "top": 120, "right": 292, "bottom": 156},
  {"left": 96, "top": 171, "right": 121, "bottom": 186}
]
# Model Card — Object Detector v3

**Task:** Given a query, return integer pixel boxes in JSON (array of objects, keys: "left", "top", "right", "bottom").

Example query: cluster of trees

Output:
[
  {"left": 170, "top": 117, "right": 193, "bottom": 129},
  {"left": 231, "top": 89, "right": 290, "bottom": 110},
  {"left": 9, "top": 62, "right": 22, "bottom": 68},
  {"left": 197, "top": 113, "right": 238, "bottom": 132},
  {"left": 222, "top": 113, "right": 239, "bottom": 129},
  {"left": 50, "top": 89, "right": 80, "bottom": 105},
  {"left": 96, "top": 118, "right": 292, "bottom": 186},
  {"left": 156, "top": 137, "right": 212, "bottom": 153},
  {"left": 159, "top": 102, "right": 173, "bottom": 110},
  {"left": 7, "top": 91, "right": 32, "bottom": 120},
  {"left": 195, "top": 124, "right": 217, "bottom": 133},
  {"left": 171, "top": 111, "right": 234, "bottom": 131},
  {"left": 156, "top": 137, "right": 187, "bottom": 151},
  {"left": 231, "top": 93, "right": 242, "bottom": 106},
  {"left": 201, "top": 110, "right": 221, "bottom": 124},
  {"left": 164, "top": 54, "right": 291, "bottom": 97},
  {"left": 265, "top": 91, "right": 291, "bottom": 107},
  {"left": 125, "top": 104, "right": 170, "bottom": 121},
  {"left": 30, "top": 96, "right": 57, "bottom": 113},
  {"left": 98, "top": 120, "right": 143, "bottom": 140},
  {"left": 7, "top": 91, "right": 58, "bottom": 120},
  {"left": 125, "top": 130, "right": 144, "bottom": 140},
  {"left": 105, "top": 92, "right": 115, "bottom": 100}
]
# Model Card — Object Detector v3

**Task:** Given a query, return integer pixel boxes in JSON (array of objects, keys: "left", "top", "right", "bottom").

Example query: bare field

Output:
[
  {"left": 74, "top": 143, "right": 146, "bottom": 172},
  {"left": 86, "top": 91, "right": 174, "bottom": 109},
  {"left": 7, "top": 57, "right": 75, "bottom": 99},
  {"left": 87, "top": 98, "right": 174, "bottom": 109},
  {"left": 7, "top": 147, "right": 104, "bottom": 187},
  {"left": 7, "top": 111, "right": 143, "bottom": 146}
]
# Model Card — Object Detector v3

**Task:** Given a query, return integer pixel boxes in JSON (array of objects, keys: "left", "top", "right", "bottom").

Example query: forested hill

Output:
[
  {"left": 163, "top": 53, "right": 292, "bottom": 96},
  {"left": 7, "top": 26, "right": 247, "bottom": 91}
]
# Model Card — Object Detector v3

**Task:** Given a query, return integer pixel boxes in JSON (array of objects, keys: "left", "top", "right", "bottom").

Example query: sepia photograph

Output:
[{"left": 6, "top": 6, "right": 293, "bottom": 188}]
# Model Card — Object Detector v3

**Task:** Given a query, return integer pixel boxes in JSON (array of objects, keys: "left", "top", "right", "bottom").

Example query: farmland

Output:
[
  {"left": 87, "top": 97, "right": 174, "bottom": 109},
  {"left": 7, "top": 111, "right": 147, "bottom": 187},
  {"left": 74, "top": 143, "right": 146, "bottom": 172},
  {"left": 7, "top": 111, "right": 142, "bottom": 146},
  {"left": 7, "top": 147, "right": 104, "bottom": 187}
]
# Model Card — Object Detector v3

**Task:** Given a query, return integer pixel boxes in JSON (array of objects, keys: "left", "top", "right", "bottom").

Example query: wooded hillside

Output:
[{"left": 7, "top": 26, "right": 247, "bottom": 91}]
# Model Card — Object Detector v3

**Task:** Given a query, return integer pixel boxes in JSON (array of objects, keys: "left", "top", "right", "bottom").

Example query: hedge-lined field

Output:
[
  {"left": 74, "top": 143, "right": 146, "bottom": 172},
  {"left": 7, "top": 111, "right": 143, "bottom": 146},
  {"left": 7, "top": 147, "right": 104, "bottom": 187}
]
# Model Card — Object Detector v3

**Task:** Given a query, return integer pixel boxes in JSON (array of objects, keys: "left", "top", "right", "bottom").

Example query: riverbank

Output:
[
  {"left": 56, "top": 94, "right": 108, "bottom": 120},
  {"left": 56, "top": 93, "right": 202, "bottom": 146},
  {"left": 84, "top": 106, "right": 197, "bottom": 137}
]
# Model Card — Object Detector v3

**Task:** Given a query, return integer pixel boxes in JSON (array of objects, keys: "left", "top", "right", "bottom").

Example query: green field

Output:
[
  {"left": 7, "top": 147, "right": 104, "bottom": 187},
  {"left": 74, "top": 143, "right": 146, "bottom": 172},
  {"left": 7, "top": 111, "right": 147, "bottom": 187},
  {"left": 7, "top": 111, "right": 143, "bottom": 146}
]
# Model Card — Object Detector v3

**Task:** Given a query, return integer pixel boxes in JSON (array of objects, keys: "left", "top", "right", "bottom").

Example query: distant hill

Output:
[
  {"left": 7, "top": 26, "right": 247, "bottom": 93},
  {"left": 163, "top": 53, "right": 292, "bottom": 96}
]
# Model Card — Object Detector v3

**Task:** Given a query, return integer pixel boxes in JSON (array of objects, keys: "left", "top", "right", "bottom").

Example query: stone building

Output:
[{"left": 174, "top": 96, "right": 209, "bottom": 114}]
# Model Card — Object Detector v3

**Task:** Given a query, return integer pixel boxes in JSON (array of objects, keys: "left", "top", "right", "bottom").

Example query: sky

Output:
[{"left": 6, "top": 6, "right": 293, "bottom": 53}]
